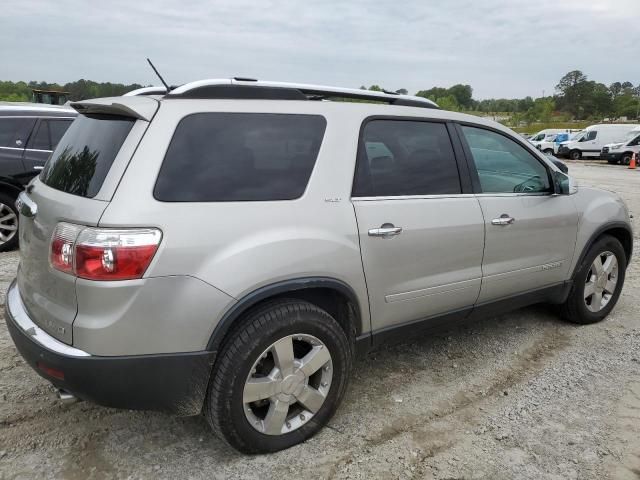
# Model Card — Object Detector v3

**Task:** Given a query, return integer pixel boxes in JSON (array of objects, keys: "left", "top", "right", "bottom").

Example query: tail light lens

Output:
[
  {"left": 50, "top": 223, "right": 84, "bottom": 274},
  {"left": 50, "top": 223, "right": 162, "bottom": 281}
]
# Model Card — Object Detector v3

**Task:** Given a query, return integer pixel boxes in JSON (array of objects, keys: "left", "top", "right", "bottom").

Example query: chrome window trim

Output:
[
  {"left": 352, "top": 191, "right": 552, "bottom": 201},
  {"left": 25, "top": 147, "right": 53, "bottom": 153},
  {"left": 0, "top": 146, "right": 52, "bottom": 153},
  {"left": 352, "top": 193, "right": 476, "bottom": 201},
  {"left": 474, "top": 192, "right": 553, "bottom": 198},
  {"left": 0, "top": 116, "right": 76, "bottom": 120}
]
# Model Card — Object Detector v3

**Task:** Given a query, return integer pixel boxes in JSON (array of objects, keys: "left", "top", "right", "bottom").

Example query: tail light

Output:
[{"left": 50, "top": 223, "right": 162, "bottom": 281}]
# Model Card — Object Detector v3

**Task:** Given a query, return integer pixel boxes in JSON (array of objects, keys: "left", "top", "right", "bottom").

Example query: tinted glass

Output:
[
  {"left": 49, "top": 119, "right": 73, "bottom": 147},
  {"left": 352, "top": 120, "right": 461, "bottom": 197},
  {"left": 461, "top": 125, "right": 551, "bottom": 194},
  {"left": 0, "top": 118, "right": 34, "bottom": 147},
  {"left": 30, "top": 121, "right": 51, "bottom": 150},
  {"left": 585, "top": 130, "right": 597, "bottom": 140},
  {"left": 40, "top": 114, "right": 134, "bottom": 198},
  {"left": 154, "top": 113, "right": 326, "bottom": 202}
]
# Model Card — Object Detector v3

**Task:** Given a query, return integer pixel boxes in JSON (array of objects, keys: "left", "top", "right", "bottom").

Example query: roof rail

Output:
[
  {"left": 124, "top": 86, "right": 168, "bottom": 96},
  {"left": 167, "top": 79, "right": 439, "bottom": 109}
]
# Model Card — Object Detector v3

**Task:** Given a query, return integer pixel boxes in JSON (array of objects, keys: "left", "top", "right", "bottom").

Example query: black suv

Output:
[{"left": 0, "top": 103, "right": 76, "bottom": 250}]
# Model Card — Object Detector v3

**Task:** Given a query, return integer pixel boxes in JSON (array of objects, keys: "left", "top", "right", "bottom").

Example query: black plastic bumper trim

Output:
[{"left": 5, "top": 300, "right": 214, "bottom": 416}]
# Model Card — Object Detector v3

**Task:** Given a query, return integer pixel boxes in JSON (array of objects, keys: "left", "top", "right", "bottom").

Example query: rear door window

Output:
[
  {"left": 0, "top": 118, "right": 35, "bottom": 148},
  {"left": 40, "top": 114, "right": 135, "bottom": 198},
  {"left": 49, "top": 119, "right": 74, "bottom": 148},
  {"left": 352, "top": 120, "right": 461, "bottom": 197},
  {"left": 29, "top": 120, "right": 52, "bottom": 150},
  {"left": 154, "top": 113, "right": 326, "bottom": 202}
]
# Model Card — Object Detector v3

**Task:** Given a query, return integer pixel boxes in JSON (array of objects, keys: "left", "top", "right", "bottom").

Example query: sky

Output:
[{"left": 1, "top": 0, "right": 639, "bottom": 99}]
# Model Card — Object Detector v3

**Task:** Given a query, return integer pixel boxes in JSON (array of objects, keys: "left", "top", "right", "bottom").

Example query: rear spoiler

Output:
[{"left": 70, "top": 96, "right": 159, "bottom": 122}]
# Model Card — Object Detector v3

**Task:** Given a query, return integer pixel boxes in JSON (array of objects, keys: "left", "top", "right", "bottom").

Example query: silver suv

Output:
[{"left": 6, "top": 80, "right": 632, "bottom": 453}]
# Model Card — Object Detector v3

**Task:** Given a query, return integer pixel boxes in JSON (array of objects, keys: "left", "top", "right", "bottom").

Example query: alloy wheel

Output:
[
  {"left": 0, "top": 203, "right": 18, "bottom": 245},
  {"left": 584, "top": 251, "right": 618, "bottom": 313},
  {"left": 243, "top": 334, "right": 333, "bottom": 435}
]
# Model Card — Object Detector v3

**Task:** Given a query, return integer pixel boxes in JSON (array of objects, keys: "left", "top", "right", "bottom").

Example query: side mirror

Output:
[
  {"left": 554, "top": 171, "right": 577, "bottom": 195},
  {"left": 548, "top": 157, "right": 569, "bottom": 173}
]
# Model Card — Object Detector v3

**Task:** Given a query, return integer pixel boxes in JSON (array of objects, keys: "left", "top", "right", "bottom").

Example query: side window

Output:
[
  {"left": 353, "top": 120, "right": 461, "bottom": 197},
  {"left": 580, "top": 130, "right": 597, "bottom": 142},
  {"left": 461, "top": 125, "right": 551, "bottom": 194},
  {"left": 0, "top": 118, "right": 35, "bottom": 148},
  {"left": 154, "top": 113, "right": 326, "bottom": 202},
  {"left": 49, "top": 120, "right": 73, "bottom": 148},
  {"left": 628, "top": 135, "right": 640, "bottom": 147},
  {"left": 30, "top": 120, "right": 52, "bottom": 150}
]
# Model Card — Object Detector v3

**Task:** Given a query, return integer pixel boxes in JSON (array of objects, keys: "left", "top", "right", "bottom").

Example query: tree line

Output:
[
  {"left": 0, "top": 80, "right": 144, "bottom": 102},
  {"left": 366, "top": 70, "right": 639, "bottom": 124},
  {"left": 1, "top": 70, "right": 638, "bottom": 124}
]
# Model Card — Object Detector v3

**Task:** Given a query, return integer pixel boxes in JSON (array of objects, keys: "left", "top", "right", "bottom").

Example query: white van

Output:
[
  {"left": 602, "top": 126, "right": 640, "bottom": 165},
  {"left": 557, "top": 124, "right": 639, "bottom": 160},
  {"left": 529, "top": 128, "right": 567, "bottom": 145},
  {"left": 532, "top": 130, "right": 581, "bottom": 155}
]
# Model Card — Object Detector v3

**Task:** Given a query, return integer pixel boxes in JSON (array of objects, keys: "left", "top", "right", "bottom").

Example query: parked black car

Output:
[{"left": 0, "top": 103, "right": 76, "bottom": 250}]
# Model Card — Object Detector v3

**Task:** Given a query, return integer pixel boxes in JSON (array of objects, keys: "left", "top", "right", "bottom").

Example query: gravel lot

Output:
[{"left": 1, "top": 161, "right": 639, "bottom": 480}]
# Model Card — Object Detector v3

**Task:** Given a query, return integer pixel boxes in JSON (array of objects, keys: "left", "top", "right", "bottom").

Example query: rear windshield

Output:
[
  {"left": 40, "top": 114, "right": 135, "bottom": 198},
  {"left": 154, "top": 113, "right": 326, "bottom": 202}
]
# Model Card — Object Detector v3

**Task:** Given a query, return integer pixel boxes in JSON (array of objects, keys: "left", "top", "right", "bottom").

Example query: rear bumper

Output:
[{"left": 5, "top": 280, "right": 214, "bottom": 415}]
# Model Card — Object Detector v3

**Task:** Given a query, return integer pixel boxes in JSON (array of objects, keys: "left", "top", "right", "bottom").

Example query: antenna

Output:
[{"left": 146, "top": 58, "right": 170, "bottom": 92}]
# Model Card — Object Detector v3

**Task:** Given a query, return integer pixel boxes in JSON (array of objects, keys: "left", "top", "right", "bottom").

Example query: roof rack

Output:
[
  {"left": 124, "top": 86, "right": 169, "bottom": 96},
  {"left": 166, "top": 79, "right": 439, "bottom": 109}
]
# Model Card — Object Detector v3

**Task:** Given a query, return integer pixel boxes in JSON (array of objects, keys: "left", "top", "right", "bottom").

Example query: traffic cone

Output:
[{"left": 629, "top": 152, "right": 637, "bottom": 170}]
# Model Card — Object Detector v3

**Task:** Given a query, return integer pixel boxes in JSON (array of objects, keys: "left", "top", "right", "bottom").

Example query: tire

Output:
[
  {"left": 569, "top": 150, "right": 582, "bottom": 160},
  {"left": 543, "top": 148, "right": 554, "bottom": 155},
  {"left": 561, "top": 235, "right": 626, "bottom": 324},
  {"left": 0, "top": 191, "right": 19, "bottom": 252},
  {"left": 621, "top": 153, "right": 632, "bottom": 166},
  {"left": 204, "top": 299, "right": 352, "bottom": 453}
]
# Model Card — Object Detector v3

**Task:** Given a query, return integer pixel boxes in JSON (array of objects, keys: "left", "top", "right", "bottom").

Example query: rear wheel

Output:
[
  {"left": 561, "top": 235, "right": 626, "bottom": 324},
  {"left": 569, "top": 150, "right": 582, "bottom": 160},
  {"left": 0, "top": 192, "right": 19, "bottom": 252},
  {"left": 204, "top": 299, "right": 352, "bottom": 453}
]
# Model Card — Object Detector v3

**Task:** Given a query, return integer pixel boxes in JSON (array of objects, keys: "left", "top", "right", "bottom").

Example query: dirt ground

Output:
[{"left": 1, "top": 161, "right": 639, "bottom": 480}]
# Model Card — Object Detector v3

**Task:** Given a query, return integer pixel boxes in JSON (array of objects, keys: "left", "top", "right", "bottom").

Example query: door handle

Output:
[
  {"left": 368, "top": 224, "right": 402, "bottom": 238},
  {"left": 491, "top": 214, "right": 515, "bottom": 226}
]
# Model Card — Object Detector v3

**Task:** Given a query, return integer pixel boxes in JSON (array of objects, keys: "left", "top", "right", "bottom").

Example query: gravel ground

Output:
[{"left": 1, "top": 161, "right": 639, "bottom": 480}]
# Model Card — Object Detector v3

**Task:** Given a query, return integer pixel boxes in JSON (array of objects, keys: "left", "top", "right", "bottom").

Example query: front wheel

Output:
[
  {"left": 543, "top": 148, "right": 554, "bottom": 155},
  {"left": 621, "top": 153, "right": 632, "bottom": 166},
  {"left": 569, "top": 150, "right": 582, "bottom": 160},
  {"left": 204, "top": 299, "right": 352, "bottom": 453},
  {"left": 561, "top": 235, "right": 626, "bottom": 324}
]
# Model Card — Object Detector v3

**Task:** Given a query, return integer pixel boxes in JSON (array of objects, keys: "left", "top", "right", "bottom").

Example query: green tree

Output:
[
  {"left": 610, "top": 82, "right": 622, "bottom": 99},
  {"left": 448, "top": 84, "right": 473, "bottom": 109}
]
